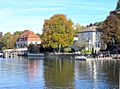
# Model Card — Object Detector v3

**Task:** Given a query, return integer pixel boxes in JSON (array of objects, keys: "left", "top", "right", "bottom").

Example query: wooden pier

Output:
[{"left": 3, "top": 48, "right": 28, "bottom": 58}]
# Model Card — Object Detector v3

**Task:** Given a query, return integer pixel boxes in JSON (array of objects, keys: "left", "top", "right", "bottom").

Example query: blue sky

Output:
[{"left": 0, "top": 0, "right": 117, "bottom": 34}]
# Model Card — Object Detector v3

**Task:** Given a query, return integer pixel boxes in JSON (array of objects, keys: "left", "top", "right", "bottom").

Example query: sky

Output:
[{"left": 0, "top": 0, "right": 117, "bottom": 34}]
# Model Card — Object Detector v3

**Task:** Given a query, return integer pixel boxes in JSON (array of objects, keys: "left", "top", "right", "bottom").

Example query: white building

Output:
[
  {"left": 16, "top": 30, "right": 41, "bottom": 48},
  {"left": 78, "top": 26, "right": 103, "bottom": 52}
]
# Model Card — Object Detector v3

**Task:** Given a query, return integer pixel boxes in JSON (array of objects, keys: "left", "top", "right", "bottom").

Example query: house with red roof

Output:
[{"left": 16, "top": 30, "right": 41, "bottom": 48}]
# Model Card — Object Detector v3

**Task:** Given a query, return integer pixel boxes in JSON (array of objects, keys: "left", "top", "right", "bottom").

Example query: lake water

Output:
[{"left": 0, "top": 56, "right": 119, "bottom": 89}]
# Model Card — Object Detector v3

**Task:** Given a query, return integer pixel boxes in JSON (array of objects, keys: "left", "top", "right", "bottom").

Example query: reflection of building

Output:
[
  {"left": 28, "top": 59, "right": 38, "bottom": 80},
  {"left": 27, "top": 59, "right": 44, "bottom": 84},
  {"left": 74, "top": 60, "right": 98, "bottom": 89},
  {"left": 16, "top": 30, "right": 41, "bottom": 48},
  {"left": 78, "top": 26, "right": 103, "bottom": 52}
]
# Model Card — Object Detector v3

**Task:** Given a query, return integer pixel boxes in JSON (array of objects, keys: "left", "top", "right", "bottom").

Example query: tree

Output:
[
  {"left": 28, "top": 43, "right": 34, "bottom": 53},
  {"left": 13, "top": 31, "right": 23, "bottom": 47},
  {"left": 74, "top": 23, "right": 84, "bottom": 33},
  {"left": 100, "top": 12, "right": 120, "bottom": 49},
  {"left": 0, "top": 31, "right": 22, "bottom": 50},
  {"left": 28, "top": 44, "right": 40, "bottom": 53},
  {"left": 0, "top": 32, "right": 14, "bottom": 50},
  {"left": 93, "top": 22, "right": 103, "bottom": 26},
  {"left": 100, "top": 0, "right": 120, "bottom": 50},
  {"left": 42, "top": 14, "right": 74, "bottom": 52},
  {"left": 14, "top": 31, "right": 23, "bottom": 35},
  {"left": 116, "top": 0, "right": 120, "bottom": 10}
]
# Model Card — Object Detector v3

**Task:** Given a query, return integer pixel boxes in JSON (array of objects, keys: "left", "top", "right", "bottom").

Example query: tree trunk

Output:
[{"left": 58, "top": 45, "right": 61, "bottom": 53}]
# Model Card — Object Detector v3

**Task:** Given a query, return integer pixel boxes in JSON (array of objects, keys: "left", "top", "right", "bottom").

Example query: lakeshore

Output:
[
  {"left": 2, "top": 49, "right": 120, "bottom": 61},
  {"left": 45, "top": 52, "right": 120, "bottom": 60}
]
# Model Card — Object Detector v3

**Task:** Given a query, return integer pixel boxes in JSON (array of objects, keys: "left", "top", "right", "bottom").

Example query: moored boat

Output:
[
  {"left": 75, "top": 55, "right": 86, "bottom": 60},
  {"left": 27, "top": 53, "right": 44, "bottom": 58},
  {"left": 0, "top": 52, "right": 3, "bottom": 57}
]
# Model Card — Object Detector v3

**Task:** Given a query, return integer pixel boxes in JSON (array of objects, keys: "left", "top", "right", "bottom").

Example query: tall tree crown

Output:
[{"left": 42, "top": 14, "right": 74, "bottom": 50}]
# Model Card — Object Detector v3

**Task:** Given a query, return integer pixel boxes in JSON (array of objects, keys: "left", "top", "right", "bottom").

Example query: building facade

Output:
[
  {"left": 16, "top": 30, "right": 41, "bottom": 48},
  {"left": 78, "top": 26, "right": 103, "bottom": 52}
]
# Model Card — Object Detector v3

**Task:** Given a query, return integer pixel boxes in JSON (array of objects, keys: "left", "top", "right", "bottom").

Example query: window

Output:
[
  {"left": 98, "top": 43, "right": 100, "bottom": 48},
  {"left": 96, "top": 43, "right": 98, "bottom": 48}
]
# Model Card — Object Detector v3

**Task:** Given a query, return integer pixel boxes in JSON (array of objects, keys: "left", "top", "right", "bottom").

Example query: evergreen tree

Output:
[{"left": 116, "top": 0, "right": 120, "bottom": 10}]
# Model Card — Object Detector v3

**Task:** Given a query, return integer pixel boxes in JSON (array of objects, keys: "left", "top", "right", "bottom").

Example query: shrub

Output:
[{"left": 64, "top": 48, "right": 71, "bottom": 53}]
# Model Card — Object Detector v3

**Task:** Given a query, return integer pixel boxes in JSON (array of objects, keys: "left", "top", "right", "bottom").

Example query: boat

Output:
[
  {"left": 0, "top": 52, "right": 3, "bottom": 57},
  {"left": 75, "top": 55, "right": 86, "bottom": 60},
  {"left": 27, "top": 53, "right": 44, "bottom": 58}
]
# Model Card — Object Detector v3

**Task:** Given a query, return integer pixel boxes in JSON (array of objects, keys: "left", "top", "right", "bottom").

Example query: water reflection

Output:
[
  {"left": 44, "top": 58, "right": 74, "bottom": 89},
  {"left": 0, "top": 57, "right": 119, "bottom": 89},
  {"left": 27, "top": 58, "right": 44, "bottom": 82},
  {"left": 74, "top": 60, "right": 119, "bottom": 89},
  {"left": 0, "top": 57, "right": 45, "bottom": 89}
]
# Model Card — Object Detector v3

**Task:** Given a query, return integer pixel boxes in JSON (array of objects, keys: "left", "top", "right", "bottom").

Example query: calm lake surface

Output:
[{"left": 0, "top": 56, "right": 119, "bottom": 89}]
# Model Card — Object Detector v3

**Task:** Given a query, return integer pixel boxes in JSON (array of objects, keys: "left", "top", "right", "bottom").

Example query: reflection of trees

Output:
[
  {"left": 101, "top": 60, "right": 119, "bottom": 86},
  {"left": 90, "top": 60, "right": 119, "bottom": 88},
  {"left": 44, "top": 59, "right": 74, "bottom": 88}
]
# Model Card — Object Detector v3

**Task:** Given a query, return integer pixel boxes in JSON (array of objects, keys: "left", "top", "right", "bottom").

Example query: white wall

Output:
[
  {"left": 78, "top": 31, "right": 102, "bottom": 52},
  {"left": 16, "top": 40, "right": 41, "bottom": 48},
  {"left": 27, "top": 41, "right": 41, "bottom": 45}
]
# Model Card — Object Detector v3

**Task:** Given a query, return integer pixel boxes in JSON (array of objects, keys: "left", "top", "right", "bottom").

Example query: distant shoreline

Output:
[{"left": 45, "top": 52, "right": 120, "bottom": 60}]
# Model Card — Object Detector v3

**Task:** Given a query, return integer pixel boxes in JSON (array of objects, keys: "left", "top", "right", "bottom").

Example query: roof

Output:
[
  {"left": 19, "top": 30, "right": 38, "bottom": 38},
  {"left": 79, "top": 26, "right": 102, "bottom": 33},
  {"left": 19, "top": 30, "right": 41, "bottom": 41}
]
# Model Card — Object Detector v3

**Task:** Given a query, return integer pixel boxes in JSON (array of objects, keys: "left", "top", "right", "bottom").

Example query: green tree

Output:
[
  {"left": 13, "top": 31, "right": 23, "bottom": 47},
  {"left": 0, "top": 32, "right": 14, "bottom": 50},
  {"left": 116, "top": 0, "right": 120, "bottom": 10},
  {"left": 42, "top": 14, "right": 74, "bottom": 52},
  {"left": 28, "top": 44, "right": 40, "bottom": 53},
  {"left": 0, "top": 31, "right": 22, "bottom": 50},
  {"left": 14, "top": 31, "right": 23, "bottom": 35},
  {"left": 28, "top": 43, "right": 34, "bottom": 53},
  {"left": 74, "top": 23, "right": 84, "bottom": 33}
]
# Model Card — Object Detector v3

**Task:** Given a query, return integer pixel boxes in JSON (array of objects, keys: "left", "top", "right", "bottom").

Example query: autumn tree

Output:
[
  {"left": 100, "top": 0, "right": 120, "bottom": 49},
  {"left": 42, "top": 14, "right": 74, "bottom": 52},
  {"left": 100, "top": 12, "right": 120, "bottom": 49}
]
